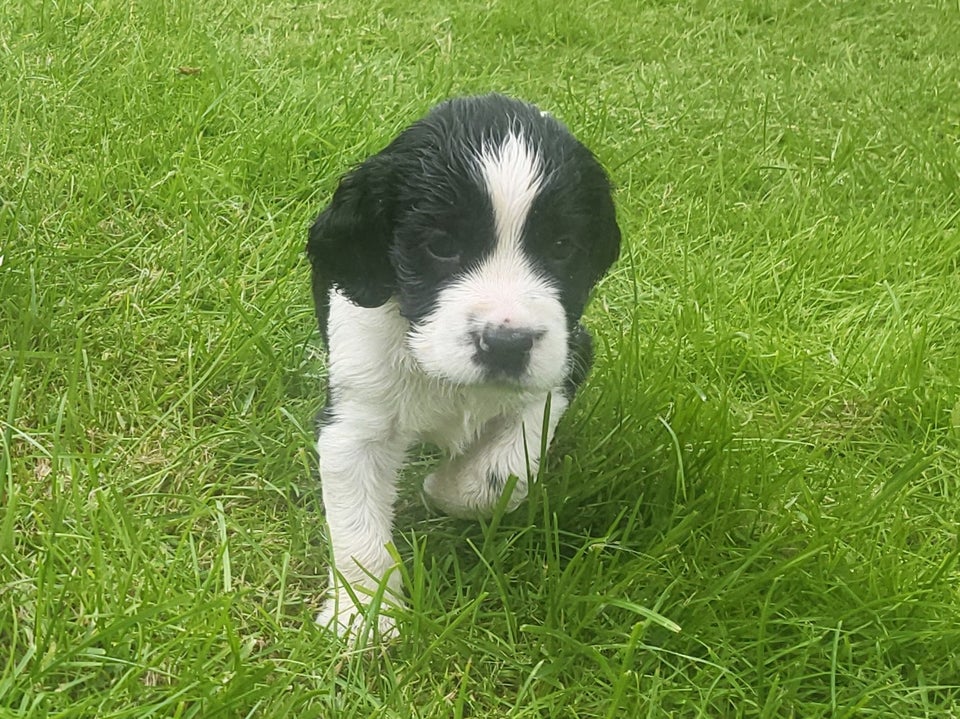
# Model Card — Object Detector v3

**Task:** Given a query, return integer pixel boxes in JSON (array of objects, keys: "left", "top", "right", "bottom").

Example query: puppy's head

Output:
[{"left": 309, "top": 94, "right": 620, "bottom": 391}]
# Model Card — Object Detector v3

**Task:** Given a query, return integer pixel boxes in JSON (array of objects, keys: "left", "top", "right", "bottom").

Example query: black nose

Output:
[{"left": 474, "top": 325, "right": 537, "bottom": 376}]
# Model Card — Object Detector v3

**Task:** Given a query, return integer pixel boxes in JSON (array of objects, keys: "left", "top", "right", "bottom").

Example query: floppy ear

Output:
[{"left": 307, "top": 154, "right": 397, "bottom": 309}]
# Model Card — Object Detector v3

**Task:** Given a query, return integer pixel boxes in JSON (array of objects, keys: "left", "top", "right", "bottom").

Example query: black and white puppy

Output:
[{"left": 307, "top": 93, "right": 620, "bottom": 637}]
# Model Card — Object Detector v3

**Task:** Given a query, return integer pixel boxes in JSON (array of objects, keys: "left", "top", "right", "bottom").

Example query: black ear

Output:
[{"left": 307, "top": 154, "right": 397, "bottom": 309}]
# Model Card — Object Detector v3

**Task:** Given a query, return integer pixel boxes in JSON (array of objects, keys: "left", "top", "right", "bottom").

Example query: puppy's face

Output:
[{"left": 309, "top": 95, "right": 620, "bottom": 392}]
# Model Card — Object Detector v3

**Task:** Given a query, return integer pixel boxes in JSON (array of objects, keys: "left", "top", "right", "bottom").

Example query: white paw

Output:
[
  {"left": 316, "top": 588, "right": 399, "bottom": 643},
  {"left": 423, "top": 466, "right": 527, "bottom": 519}
]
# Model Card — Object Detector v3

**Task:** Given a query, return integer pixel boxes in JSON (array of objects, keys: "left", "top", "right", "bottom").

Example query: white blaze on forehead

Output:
[{"left": 477, "top": 132, "right": 543, "bottom": 252}]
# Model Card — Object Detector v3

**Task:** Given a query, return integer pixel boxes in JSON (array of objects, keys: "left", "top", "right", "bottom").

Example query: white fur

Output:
[
  {"left": 405, "top": 262, "right": 569, "bottom": 390},
  {"left": 478, "top": 132, "right": 543, "bottom": 251},
  {"left": 316, "top": 133, "right": 574, "bottom": 640}
]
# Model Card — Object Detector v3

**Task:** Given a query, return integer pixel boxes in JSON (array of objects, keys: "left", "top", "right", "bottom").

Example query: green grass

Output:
[{"left": 2, "top": 0, "right": 959, "bottom": 715}]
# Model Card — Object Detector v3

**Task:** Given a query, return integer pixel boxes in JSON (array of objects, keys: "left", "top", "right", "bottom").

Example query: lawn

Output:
[{"left": 2, "top": 0, "right": 959, "bottom": 716}]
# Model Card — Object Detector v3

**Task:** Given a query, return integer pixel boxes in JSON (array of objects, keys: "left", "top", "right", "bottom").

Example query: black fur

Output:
[{"left": 564, "top": 324, "right": 595, "bottom": 399}]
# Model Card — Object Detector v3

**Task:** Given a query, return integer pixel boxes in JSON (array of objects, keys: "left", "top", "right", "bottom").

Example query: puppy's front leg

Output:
[
  {"left": 423, "top": 391, "right": 569, "bottom": 518},
  {"left": 316, "top": 410, "right": 407, "bottom": 639}
]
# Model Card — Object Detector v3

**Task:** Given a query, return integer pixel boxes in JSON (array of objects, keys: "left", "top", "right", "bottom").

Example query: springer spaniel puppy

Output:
[{"left": 308, "top": 93, "right": 621, "bottom": 638}]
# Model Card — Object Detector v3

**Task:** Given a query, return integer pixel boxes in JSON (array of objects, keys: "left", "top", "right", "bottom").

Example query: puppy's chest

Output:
[{"left": 397, "top": 378, "right": 518, "bottom": 455}]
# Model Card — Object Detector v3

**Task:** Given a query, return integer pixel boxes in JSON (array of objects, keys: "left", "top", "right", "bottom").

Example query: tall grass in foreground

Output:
[{"left": 2, "top": 0, "right": 959, "bottom": 716}]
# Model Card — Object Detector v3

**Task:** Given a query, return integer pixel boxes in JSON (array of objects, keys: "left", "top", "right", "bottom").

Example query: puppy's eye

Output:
[{"left": 425, "top": 233, "right": 461, "bottom": 264}]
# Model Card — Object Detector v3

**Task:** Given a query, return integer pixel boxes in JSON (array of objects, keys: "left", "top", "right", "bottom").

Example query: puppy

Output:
[{"left": 307, "top": 93, "right": 621, "bottom": 638}]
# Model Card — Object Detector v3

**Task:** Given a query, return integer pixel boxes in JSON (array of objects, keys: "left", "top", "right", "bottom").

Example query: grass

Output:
[{"left": 2, "top": 0, "right": 959, "bottom": 715}]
